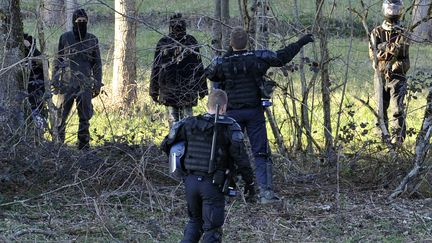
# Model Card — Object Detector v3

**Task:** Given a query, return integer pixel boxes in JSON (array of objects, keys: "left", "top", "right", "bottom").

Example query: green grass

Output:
[{"left": 20, "top": 0, "right": 432, "bottom": 151}]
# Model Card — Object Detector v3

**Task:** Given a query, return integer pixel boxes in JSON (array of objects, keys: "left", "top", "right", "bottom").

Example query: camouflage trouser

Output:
[
  {"left": 57, "top": 87, "right": 93, "bottom": 149},
  {"left": 381, "top": 74, "right": 407, "bottom": 143},
  {"left": 166, "top": 106, "right": 193, "bottom": 127}
]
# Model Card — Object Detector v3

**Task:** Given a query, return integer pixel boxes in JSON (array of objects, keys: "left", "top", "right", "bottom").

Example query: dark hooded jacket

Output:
[
  {"left": 53, "top": 9, "right": 102, "bottom": 91},
  {"left": 149, "top": 31, "right": 207, "bottom": 107},
  {"left": 23, "top": 34, "right": 44, "bottom": 82}
]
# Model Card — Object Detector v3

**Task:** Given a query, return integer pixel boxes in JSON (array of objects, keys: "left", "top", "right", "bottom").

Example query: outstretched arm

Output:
[{"left": 258, "top": 34, "right": 315, "bottom": 67}]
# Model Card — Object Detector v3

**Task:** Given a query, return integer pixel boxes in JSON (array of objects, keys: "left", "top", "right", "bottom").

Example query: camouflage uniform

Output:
[{"left": 369, "top": 20, "right": 410, "bottom": 142}]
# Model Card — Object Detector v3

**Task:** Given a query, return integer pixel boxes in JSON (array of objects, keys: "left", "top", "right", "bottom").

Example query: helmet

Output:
[
  {"left": 382, "top": 0, "right": 404, "bottom": 21},
  {"left": 169, "top": 141, "right": 186, "bottom": 174}
]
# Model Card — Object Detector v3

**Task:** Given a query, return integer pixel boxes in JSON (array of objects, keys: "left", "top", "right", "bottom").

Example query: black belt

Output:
[{"left": 188, "top": 170, "right": 211, "bottom": 177}]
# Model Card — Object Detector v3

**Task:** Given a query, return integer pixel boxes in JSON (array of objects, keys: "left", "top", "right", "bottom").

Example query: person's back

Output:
[
  {"left": 161, "top": 89, "right": 255, "bottom": 242},
  {"left": 206, "top": 27, "right": 313, "bottom": 203}
]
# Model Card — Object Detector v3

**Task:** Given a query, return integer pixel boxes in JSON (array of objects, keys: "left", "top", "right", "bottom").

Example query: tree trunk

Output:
[
  {"left": 0, "top": 0, "right": 25, "bottom": 138},
  {"left": 42, "top": 0, "right": 64, "bottom": 27},
  {"left": 294, "top": 0, "right": 313, "bottom": 153},
  {"left": 65, "top": 0, "right": 77, "bottom": 31},
  {"left": 221, "top": 0, "right": 231, "bottom": 51},
  {"left": 212, "top": 0, "right": 222, "bottom": 55},
  {"left": 37, "top": 0, "right": 59, "bottom": 140},
  {"left": 316, "top": 0, "right": 335, "bottom": 162},
  {"left": 254, "top": 0, "right": 289, "bottom": 156},
  {"left": 239, "top": 0, "right": 257, "bottom": 49},
  {"left": 112, "top": 0, "right": 137, "bottom": 107},
  {"left": 411, "top": 0, "right": 432, "bottom": 42},
  {"left": 255, "top": 0, "right": 269, "bottom": 49},
  {"left": 389, "top": 88, "right": 432, "bottom": 199}
]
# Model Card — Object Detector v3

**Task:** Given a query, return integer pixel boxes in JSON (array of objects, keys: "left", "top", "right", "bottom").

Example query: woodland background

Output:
[{"left": 0, "top": 0, "right": 432, "bottom": 241}]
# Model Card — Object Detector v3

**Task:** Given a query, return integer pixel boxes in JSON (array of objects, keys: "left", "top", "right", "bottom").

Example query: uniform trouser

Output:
[
  {"left": 381, "top": 74, "right": 407, "bottom": 142},
  {"left": 57, "top": 87, "right": 93, "bottom": 148},
  {"left": 181, "top": 174, "right": 224, "bottom": 243},
  {"left": 227, "top": 107, "right": 271, "bottom": 190},
  {"left": 167, "top": 106, "right": 193, "bottom": 127}
]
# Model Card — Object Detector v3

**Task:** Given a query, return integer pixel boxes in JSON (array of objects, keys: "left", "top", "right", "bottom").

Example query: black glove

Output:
[
  {"left": 51, "top": 80, "right": 62, "bottom": 95},
  {"left": 244, "top": 182, "right": 256, "bottom": 199},
  {"left": 92, "top": 84, "right": 101, "bottom": 98},
  {"left": 298, "top": 34, "right": 314, "bottom": 46},
  {"left": 151, "top": 95, "right": 159, "bottom": 103},
  {"left": 199, "top": 91, "right": 207, "bottom": 100}
]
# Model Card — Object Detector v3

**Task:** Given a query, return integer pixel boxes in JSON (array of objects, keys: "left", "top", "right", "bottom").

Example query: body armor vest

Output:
[
  {"left": 183, "top": 115, "right": 229, "bottom": 173},
  {"left": 221, "top": 52, "right": 262, "bottom": 109}
]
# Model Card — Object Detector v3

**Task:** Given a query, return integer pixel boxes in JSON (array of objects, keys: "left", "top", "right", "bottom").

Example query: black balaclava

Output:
[
  {"left": 169, "top": 13, "right": 186, "bottom": 39},
  {"left": 72, "top": 9, "right": 88, "bottom": 40}
]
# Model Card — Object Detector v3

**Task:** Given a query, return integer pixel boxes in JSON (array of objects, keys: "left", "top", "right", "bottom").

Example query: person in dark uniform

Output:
[
  {"left": 161, "top": 89, "right": 255, "bottom": 243},
  {"left": 53, "top": 9, "right": 102, "bottom": 149},
  {"left": 150, "top": 13, "right": 208, "bottom": 127},
  {"left": 23, "top": 33, "right": 46, "bottom": 129},
  {"left": 369, "top": 0, "right": 409, "bottom": 144},
  {"left": 206, "top": 27, "right": 314, "bottom": 204}
]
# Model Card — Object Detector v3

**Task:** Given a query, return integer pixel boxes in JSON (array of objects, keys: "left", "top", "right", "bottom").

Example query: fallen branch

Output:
[
  {"left": 389, "top": 89, "right": 432, "bottom": 200},
  {"left": 12, "top": 228, "right": 56, "bottom": 239}
]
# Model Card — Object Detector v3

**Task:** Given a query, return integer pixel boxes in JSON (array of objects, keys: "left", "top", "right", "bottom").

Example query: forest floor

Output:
[{"left": 1, "top": 141, "right": 431, "bottom": 242}]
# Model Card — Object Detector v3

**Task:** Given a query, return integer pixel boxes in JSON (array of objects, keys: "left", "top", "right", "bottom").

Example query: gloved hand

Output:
[
  {"left": 386, "top": 42, "right": 401, "bottom": 56},
  {"left": 51, "top": 80, "right": 62, "bottom": 95},
  {"left": 298, "top": 34, "right": 314, "bottom": 46},
  {"left": 199, "top": 91, "right": 208, "bottom": 100},
  {"left": 377, "top": 42, "right": 388, "bottom": 52},
  {"left": 92, "top": 83, "right": 102, "bottom": 98},
  {"left": 151, "top": 95, "right": 159, "bottom": 103},
  {"left": 244, "top": 182, "right": 256, "bottom": 202}
]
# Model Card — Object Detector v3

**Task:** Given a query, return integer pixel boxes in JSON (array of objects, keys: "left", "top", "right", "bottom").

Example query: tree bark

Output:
[
  {"left": 255, "top": 0, "right": 269, "bottom": 49},
  {"left": 64, "top": 0, "right": 78, "bottom": 31},
  {"left": 294, "top": 0, "right": 313, "bottom": 153},
  {"left": 0, "top": 0, "right": 25, "bottom": 137},
  {"left": 411, "top": 0, "right": 432, "bottom": 42},
  {"left": 221, "top": 0, "right": 231, "bottom": 51},
  {"left": 316, "top": 0, "right": 335, "bottom": 162},
  {"left": 239, "top": 0, "right": 257, "bottom": 49},
  {"left": 389, "top": 88, "right": 432, "bottom": 199},
  {"left": 37, "top": 0, "right": 59, "bottom": 140},
  {"left": 112, "top": 0, "right": 137, "bottom": 107},
  {"left": 212, "top": 0, "right": 222, "bottom": 55},
  {"left": 254, "top": 0, "right": 289, "bottom": 156},
  {"left": 42, "top": 0, "right": 64, "bottom": 27}
]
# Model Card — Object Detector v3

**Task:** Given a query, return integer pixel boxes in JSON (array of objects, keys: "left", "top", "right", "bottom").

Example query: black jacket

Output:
[
  {"left": 206, "top": 42, "right": 303, "bottom": 109},
  {"left": 24, "top": 47, "right": 44, "bottom": 82},
  {"left": 53, "top": 31, "right": 102, "bottom": 91},
  {"left": 150, "top": 34, "right": 207, "bottom": 107}
]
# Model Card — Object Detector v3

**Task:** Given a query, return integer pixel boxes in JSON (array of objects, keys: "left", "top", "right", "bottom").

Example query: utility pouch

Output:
[
  {"left": 222, "top": 176, "right": 237, "bottom": 197},
  {"left": 212, "top": 170, "right": 225, "bottom": 187},
  {"left": 260, "top": 77, "right": 277, "bottom": 99}
]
